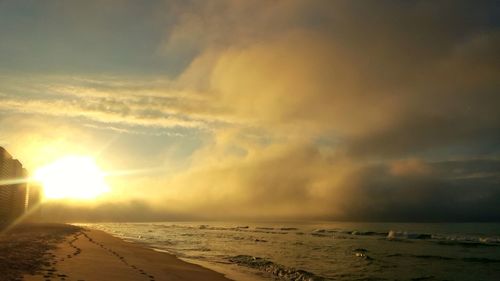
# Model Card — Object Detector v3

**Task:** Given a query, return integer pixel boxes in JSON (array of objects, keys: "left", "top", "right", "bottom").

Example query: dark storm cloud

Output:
[{"left": 335, "top": 159, "right": 500, "bottom": 222}]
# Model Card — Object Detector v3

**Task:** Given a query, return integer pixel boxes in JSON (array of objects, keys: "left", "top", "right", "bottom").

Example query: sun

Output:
[{"left": 34, "top": 156, "right": 110, "bottom": 200}]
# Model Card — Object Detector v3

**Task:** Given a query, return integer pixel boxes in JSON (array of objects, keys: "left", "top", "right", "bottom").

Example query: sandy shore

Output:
[{"left": 1, "top": 223, "right": 232, "bottom": 281}]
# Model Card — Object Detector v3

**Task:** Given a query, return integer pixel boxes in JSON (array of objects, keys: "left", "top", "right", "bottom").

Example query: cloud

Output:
[
  {"left": 154, "top": 136, "right": 500, "bottom": 221},
  {"left": 0, "top": 76, "right": 217, "bottom": 130},
  {"left": 39, "top": 200, "right": 190, "bottom": 222},
  {"left": 152, "top": 0, "right": 500, "bottom": 160},
  {"left": 149, "top": 1, "right": 500, "bottom": 221},
  {"left": 389, "top": 158, "right": 431, "bottom": 177},
  {"left": 202, "top": 17, "right": 500, "bottom": 156},
  {"left": 336, "top": 159, "right": 500, "bottom": 222},
  {"left": 3, "top": 1, "right": 499, "bottom": 146}
]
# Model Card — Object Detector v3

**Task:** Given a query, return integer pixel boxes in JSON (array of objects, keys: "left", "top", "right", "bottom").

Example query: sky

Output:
[{"left": 0, "top": 0, "right": 499, "bottom": 222}]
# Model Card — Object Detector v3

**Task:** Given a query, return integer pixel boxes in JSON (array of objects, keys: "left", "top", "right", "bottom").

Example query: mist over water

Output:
[{"left": 81, "top": 222, "right": 500, "bottom": 281}]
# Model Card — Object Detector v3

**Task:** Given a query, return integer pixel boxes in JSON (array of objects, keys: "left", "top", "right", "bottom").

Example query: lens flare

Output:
[{"left": 34, "top": 156, "right": 109, "bottom": 200}]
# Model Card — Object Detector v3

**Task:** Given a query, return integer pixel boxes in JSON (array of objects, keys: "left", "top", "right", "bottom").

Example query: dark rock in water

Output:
[
  {"left": 354, "top": 252, "right": 373, "bottom": 260},
  {"left": 228, "top": 255, "right": 325, "bottom": 281},
  {"left": 352, "top": 247, "right": 372, "bottom": 260}
]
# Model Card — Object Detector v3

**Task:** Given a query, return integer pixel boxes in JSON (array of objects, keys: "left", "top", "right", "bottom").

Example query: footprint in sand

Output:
[{"left": 80, "top": 232, "right": 156, "bottom": 281}]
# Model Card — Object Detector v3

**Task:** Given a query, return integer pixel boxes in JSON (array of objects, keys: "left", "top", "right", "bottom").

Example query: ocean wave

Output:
[
  {"left": 280, "top": 227, "right": 298, "bottom": 231},
  {"left": 410, "top": 276, "right": 435, "bottom": 281},
  {"left": 387, "top": 230, "right": 432, "bottom": 240},
  {"left": 386, "top": 230, "right": 500, "bottom": 247},
  {"left": 462, "top": 257, "right": 500, "bottom": 263},
  {"left": 312, "top": 229, "right": 335, "bottom": 233},
  {"left": 311, "top": 232, "right": 331, "bottom": 237},
  {"left": 310, "top": 229, "right": 336, "bottom": 237},
  {"left": 387, "top": 253, "right": 500, "bottom": 263},
  {"left": 351, "top": 230, "right": 387, "bottom": 236},
  {"left": 228, "top": 255, "right": 325, "bottom": 281},
  {"left": 436, "top": 240, "right": 499, "bottom": 247},
  {"left": 309, "top": 229, "right": 387, "bottom": 237},
  {"left": 413, "top": 254, "right": 454, "bottom": 261},
  {"left": 195, "top": 225, "right": 290, "bottom": 235},
  {"left": 436, "top": 235, "right": 500, "bottom": 247}
]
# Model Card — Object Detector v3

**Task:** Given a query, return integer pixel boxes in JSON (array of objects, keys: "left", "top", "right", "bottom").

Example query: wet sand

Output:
[
  {"left": 1, "top": 223, "right": 231, "bottom": 281},
  {"left": 0, "top": 223, "right": 80, "bottom": 281}
]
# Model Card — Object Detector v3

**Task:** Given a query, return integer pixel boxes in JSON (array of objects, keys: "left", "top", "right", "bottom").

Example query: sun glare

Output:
[{"left": 34, "top": 156, "right": 109, "bottom": 200}]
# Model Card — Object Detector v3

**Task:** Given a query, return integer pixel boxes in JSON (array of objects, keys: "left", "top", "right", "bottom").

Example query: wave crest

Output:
[{"left": 228, "top": 255, "right": 325, "bottom": 281}]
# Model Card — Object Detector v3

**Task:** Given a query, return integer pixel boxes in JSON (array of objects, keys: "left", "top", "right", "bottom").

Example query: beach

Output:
[
  {"left": 2, "top": 222, "right": 500, "bottom": 281},
  {"left": 0, "top": 223, "right": 231, "bottom": 281},
  {"left": 84, "top": 222, "right": 500, "bottom": 281}
]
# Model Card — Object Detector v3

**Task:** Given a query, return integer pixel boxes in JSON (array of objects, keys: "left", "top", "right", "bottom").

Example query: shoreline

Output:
[
  {"left": 175, "top": 257, "right": 265, "bottom": 281},
  {"left": 93, "top": 228, "right": 266, "bottom": 281},
  {"left": 18, "top": 224, "right": 233, "bottom": 281}
]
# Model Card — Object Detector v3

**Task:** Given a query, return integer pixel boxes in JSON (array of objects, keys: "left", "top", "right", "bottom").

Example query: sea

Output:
[{"left": 79, "top": 222, "right": 500, "bottom": 281}]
